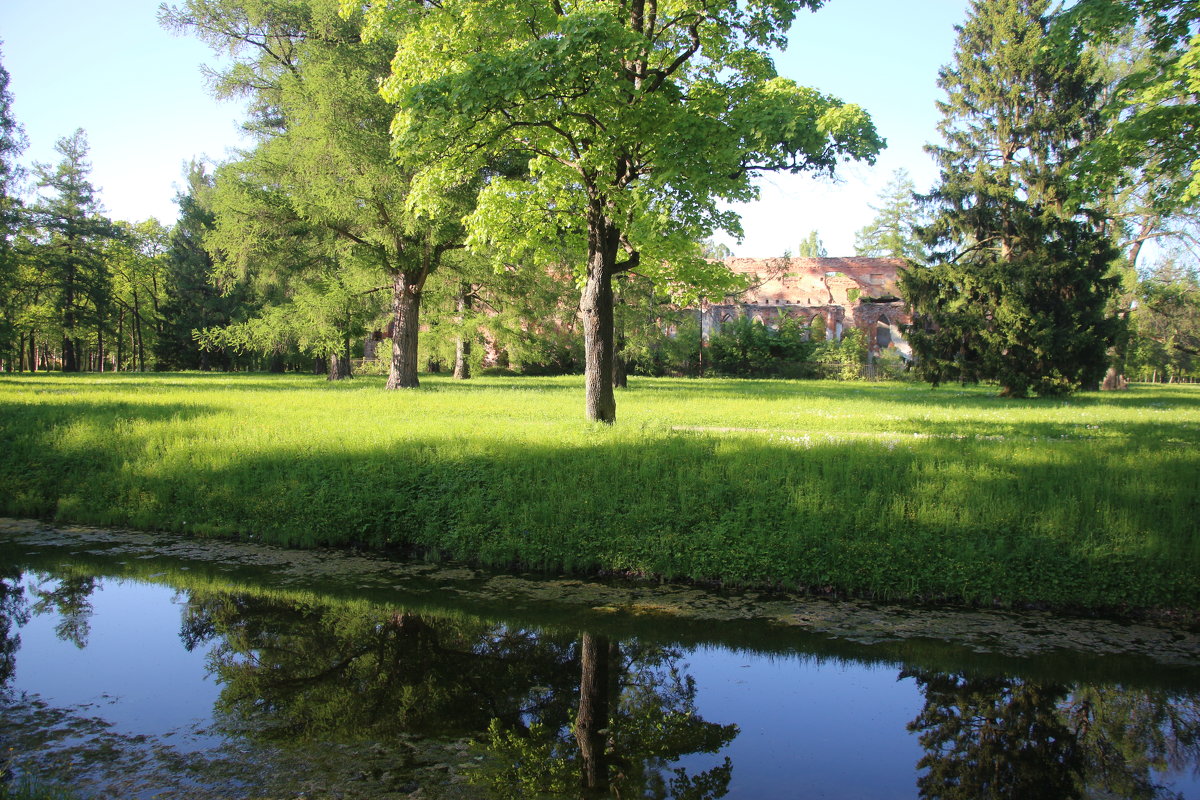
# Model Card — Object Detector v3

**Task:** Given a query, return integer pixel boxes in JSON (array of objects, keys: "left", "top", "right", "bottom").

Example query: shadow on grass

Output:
[
  {"left": 0, "top": 397, "right": 220, "bottom": 521},
  {"left": 5, "top": 399, "right": 1195, "bottom": 611}
]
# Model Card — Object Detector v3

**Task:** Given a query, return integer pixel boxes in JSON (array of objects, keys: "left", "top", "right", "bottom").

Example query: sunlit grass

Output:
[{"left": 1, "top": 372, "right": 1198, "bottom": 609}]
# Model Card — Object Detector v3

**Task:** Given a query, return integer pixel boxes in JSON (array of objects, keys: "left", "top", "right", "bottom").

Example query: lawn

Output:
[{"left": 1, "top": 371, "right": 1197, "bottom": 610}]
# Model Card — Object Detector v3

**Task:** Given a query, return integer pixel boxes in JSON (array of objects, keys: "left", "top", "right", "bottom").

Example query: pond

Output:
[{"left": 1, "top": 519, "right": 1199, "bottom": 799}]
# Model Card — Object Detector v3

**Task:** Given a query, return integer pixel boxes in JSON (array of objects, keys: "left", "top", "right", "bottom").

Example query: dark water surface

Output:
[{"left": 1, "top": 519, "right": 1199, "bottom": 799}]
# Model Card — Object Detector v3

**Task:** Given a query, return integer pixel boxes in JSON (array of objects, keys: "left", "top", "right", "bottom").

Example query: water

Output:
[{"left": 1, "top": 523, "right": 1199, "bottom": 799}]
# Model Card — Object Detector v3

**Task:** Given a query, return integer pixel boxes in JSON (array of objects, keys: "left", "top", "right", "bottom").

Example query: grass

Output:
[{"left": 1, "top": 371, "right": 1198, "bottom": 611}]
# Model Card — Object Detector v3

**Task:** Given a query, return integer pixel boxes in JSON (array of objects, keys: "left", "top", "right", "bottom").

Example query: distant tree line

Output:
[{"left": 2, "top": 0, "right": 1197, "bottom": 403}]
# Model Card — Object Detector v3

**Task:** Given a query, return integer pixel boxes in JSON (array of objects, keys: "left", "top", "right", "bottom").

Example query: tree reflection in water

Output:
[
  {"left": 180, "top": 592, "right": 737, "bottom": 797},
  {"left": 3, "top": 574, "right": 1200, "bottom": 798},
  {"left": 476, "top": 631, "right": 737, "bottom": 799},
  {"left": 0, "top": 568, "right": 30, "bottom": 692},
  {"left": 30, "top": 575, "right": 97, "bottom": 649},
  {"left": 906, "top": 670, "right": 1200, "bottom": 800},
  {"left": 904, "top": 670, "right": 1083, "bottom": 799}
]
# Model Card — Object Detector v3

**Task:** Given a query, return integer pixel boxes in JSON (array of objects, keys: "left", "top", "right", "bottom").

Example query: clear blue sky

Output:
[{"left": 2, "top": 0, "right": 970, "bottom": 256}]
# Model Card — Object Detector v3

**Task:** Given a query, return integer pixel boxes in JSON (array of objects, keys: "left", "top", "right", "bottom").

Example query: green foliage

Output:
[
  {"left": 812, "top": 326, "right": 868, "bottom": 380},
  {"left": 616, "top": 274, "right": 703, "bottom": 378},
  {"left": 165, "top": 0, "right": 475, "bottom": 388},
  {"left": 1053, "top": 0, "right": 1200, "bottom": 211},
  {"left": 362, "top": 0, "right": 884, "bottom": 419},
  {"left": 706, "top": 314, "right": 816, "bottom": 377},
  {"left": 2, "top": 373, "right": 1197, "bottom": 610},
  {"left": 796, "top": 230, "right": 827, "bottom": 258},
  {"left": 0, "top": 44, "right": 27, "bottom": 371},
  {"left": 156, "top": 162, "right": 254, "bottom": 371},
  {"left": 901, "top": 0, "right": 1121, "bottom": 397},
  {"left": 854, "top": 169, "right": 928, "bottom": 262},
  {"left": 29, "top": 130, "right": 122, "bottom": 373},
  {"left": 1122, "top": 254, "right": 1200, "bottom": 380}
]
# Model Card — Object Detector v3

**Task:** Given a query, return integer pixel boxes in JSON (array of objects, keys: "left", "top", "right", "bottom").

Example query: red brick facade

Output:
[{"left": 702, "top": 257, "right": 912, "bottom": 358}]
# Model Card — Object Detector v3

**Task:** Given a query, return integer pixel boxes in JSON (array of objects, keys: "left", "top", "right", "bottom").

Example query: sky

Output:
[{"left": 2, "top": 0, "right": 971, "bottom": 257}]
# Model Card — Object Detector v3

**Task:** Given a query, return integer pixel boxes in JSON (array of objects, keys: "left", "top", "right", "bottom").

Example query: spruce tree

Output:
[
  {"left": 901, "top": 0, "right": 1121, "bottom": 396},
  {"left": 157, "top": 162, "right": 252, "bottom": 370}
]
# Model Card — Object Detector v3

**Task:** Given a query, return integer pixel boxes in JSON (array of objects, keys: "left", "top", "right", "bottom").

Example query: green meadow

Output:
[{"left": 1, "top": 372, "right": 1198, "bottom": 611}]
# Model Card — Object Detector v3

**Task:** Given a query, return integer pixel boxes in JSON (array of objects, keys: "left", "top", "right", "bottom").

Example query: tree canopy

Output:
[
  {"left": 355, "top": 0, "right": 884, "bottom": 421},
  {"left": 901, "top": 0, "right": 1121, "bottom": 397},
  {"left": 854, "top": 169, "right": 927, "bottom": 262},
  {"left": 1053, "top": 0, "right": 1199, "bottom": 211}
]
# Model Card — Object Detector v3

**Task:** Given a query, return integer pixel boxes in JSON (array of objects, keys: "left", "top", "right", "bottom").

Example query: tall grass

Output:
[{"left": 1, "top": 372, "right": 1197, "bottom": 609}]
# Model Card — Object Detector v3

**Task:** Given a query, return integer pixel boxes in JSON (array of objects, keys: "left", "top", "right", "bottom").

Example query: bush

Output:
[{"left": 706, "top": 315, "right": 817, "bottom": 377}]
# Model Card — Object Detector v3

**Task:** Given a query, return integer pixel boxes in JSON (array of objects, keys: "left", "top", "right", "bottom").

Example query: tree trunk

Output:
[
  {"left": 453, "top": 282, "right": 472, "bottom": 380},
  {"left": 327, "top": 352, "right": 351, "bottom": 380},
  {"left": 581, "top": 198, "right": 621, "bottom": 423},
  {"left": 61, "top": 336, "right": 78, "bottom": 372},
  {"left": 453, "top": 332, "right": 471, "bottom": 379},
  {"left": 314, "top": 356, "right": 325, "bottom": 375},
  {"left": 28, "top": 333, "right": 36, "bottom": 373},
  {"left": 133, "top": 289, "right": 146, "bottom": 372},
  {"left": 116, "top": 307, "right": 125, "bottom": 371},
  {"left": 613, "top": 326, "right": 627, "bottom": 388},
  {"left": 387, "top": 270, "right": 423, "bottom": 389},
  {"left": 575, "top": 632, "right": 612, "bottom": 797}
]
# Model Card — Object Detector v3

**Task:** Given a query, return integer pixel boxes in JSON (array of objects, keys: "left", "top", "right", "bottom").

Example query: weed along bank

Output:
[{"left": 1, "top": 373, "right": 1198, "bottom": 612}]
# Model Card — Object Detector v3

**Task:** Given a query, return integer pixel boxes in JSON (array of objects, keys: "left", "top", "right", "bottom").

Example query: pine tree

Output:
[
  {"left": 32, "top": 130, "right": 119, "bottom": 372},
  {"left": 854, "top": 169, "right": 926, "bottom": 262},
  {"left": 901, "top": 0, "right": 1121, "bottom": 397}
]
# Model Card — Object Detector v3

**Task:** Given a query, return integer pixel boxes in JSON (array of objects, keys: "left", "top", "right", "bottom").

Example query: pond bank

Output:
[
  {"left": 3, "top": 374, "right": 1198, "bottom": 612},
  {"left": 3, "top": 518, "right": 1199, "bottom": 672},
  {"left": 3, "top": 517, "right": 1200, "bottom": 798}
]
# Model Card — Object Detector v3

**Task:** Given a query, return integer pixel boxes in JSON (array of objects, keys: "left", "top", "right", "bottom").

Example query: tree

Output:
[
  {"left": 198, "top": 147, "right": 388, "bottom": 377},
  {"left": 796, "top": 230, "right": 827, "bottom": 258},
  {"left": 854, "top": 169, "right": 927, "bottom": 261},
  {"left": 0, "top": 43, "right": 27, "bottom": 372},
  {"left": 156, "top": 161, "right": 252, "bottom": 371},
  {"left": 899, "top": 0, "right": 1121, "bottom": 397},
  {"left": 363, "top": 0, "right": 884, "bottom": 422},
  {"left": 1053, "top": 1, "right": 1200, "bottom": 211},
  {"left": 30, "top": 130, "right": 119, "bottom": 372},
  {"left": 164, "top": 0, "right": 474, "bottom": 388},
  {"left": 108, "top": 219, "right": 170, "bottom": 371},
  {"left": 1125, "top": 253, "right": 1200, "bottom": 379}
]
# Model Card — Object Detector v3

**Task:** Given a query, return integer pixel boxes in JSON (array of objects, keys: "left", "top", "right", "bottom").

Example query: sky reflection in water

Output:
[{"left": 2, "top": 567, "right": 1199, "bottom": 799}]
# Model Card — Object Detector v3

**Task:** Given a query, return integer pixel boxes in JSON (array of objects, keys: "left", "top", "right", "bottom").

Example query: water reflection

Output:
[
  {"left": 905, "top": 670, "right": 1083, "bottom": 799},
  {"left": 30, "top": 575, "right": 97, "bottom": 649},
  {"left": 181, "top": 591, "right": 737, "bottom": 797},
  {"left": 0, "top": 567, "right": 29, "bottom": 689},
  {"left": 1, "top": 571, "right": 1198, "bottom": 798},
  {"left": 906, "top": 670, "right": 1200, "bottom": 800}
]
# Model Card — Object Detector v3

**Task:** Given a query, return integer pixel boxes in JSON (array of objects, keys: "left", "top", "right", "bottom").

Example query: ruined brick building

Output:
[{"left": 704, "top": 257, "right": 912, "bottom": 360}]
